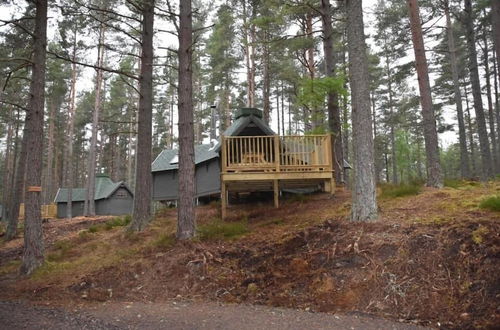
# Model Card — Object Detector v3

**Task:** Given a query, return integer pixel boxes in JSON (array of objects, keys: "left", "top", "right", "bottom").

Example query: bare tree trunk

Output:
[
  {"left": 407, "top": 0, "right": 443, "bottom": 187},
  {"left": 492, "top": 0, "right": 500, "bottom": 72},
  {"left": 250, "top": 20, "right": 256, "bottom": 108},
  {"left": 242, "top": 0, "right": 255, "bottom": 107},
  {"left": 177, "top": 0, "right": 196, "bottom": 240},
  {"left": 6, "top": 117, "right": 27, "bottom": 239},
  {"left": 84, "top": 22, "right": 105, "bottom": 216},
  {"left": 493, "top": 49, "right": 500, "bottom": 162},
  {"left": 445, "top": 1, "right": 470, "bottom": 178},
  {"left": 21, "top": 0, "right": 47, "bottom": 275},
  {"left": 321, "top": 0, "right": 344, "bottom": 184},
  {"left": 464, "top": 0, "right": 493, "bottom": 180},
  {"left": 276, "top": 87, "right": 280, "bottom": 135},
  {"left": 281, "top": 81, "right": 285, "bottom": 136},
  {"left": 464, "top": 82, "right": 476, "bottom": 177},
  {"left": 263, "top": 31, "right": 271, "bottom": 125},
  {"left": 65, "top": 42, "right": 78, "bottom": 219},
  {"left": 482, "top": 29, "right": 498, "bottom": 172},
  {"left": 129, "top": 0, "right": 154, "bottom": 231},
  {"left": 1, "top": 108, "right": 14, "bottom": 219},
  {"left": 346, "top": 0, "right": 377, "bottom": 221},
  {"left": 43, "top": 101, "right": 56, "bottom": 204}
]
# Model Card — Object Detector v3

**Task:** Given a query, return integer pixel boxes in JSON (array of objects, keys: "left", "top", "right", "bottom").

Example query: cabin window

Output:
[{"left": 114, "top": 189, "right": 128, "bottom": 199}]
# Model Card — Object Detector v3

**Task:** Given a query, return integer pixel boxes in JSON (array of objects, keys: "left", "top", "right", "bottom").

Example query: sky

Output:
[{"left": 0, "top": 0, "right": 461, "bottom": 149}]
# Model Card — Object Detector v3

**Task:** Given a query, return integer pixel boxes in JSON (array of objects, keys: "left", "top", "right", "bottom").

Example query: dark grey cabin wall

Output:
[
  {"left": 56, "top": 188, "right": 133, "bottom": 218},
  {"left": 196, "top": 159, "right": 221, "bottom": 197},
  {"left": 153, "top": 158, "right": 221, "bottom": 201},
  {"left": 95, "top": 188, "right": 133, "bottom": 215},
  {"left": 57, "top": 202, "right": 85, "bottom": 218}
]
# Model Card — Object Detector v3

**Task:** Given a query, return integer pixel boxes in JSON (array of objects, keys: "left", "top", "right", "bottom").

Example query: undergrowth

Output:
[
  {"left": 198, "top": 219, "right": 249, "bottom": 240},
  {"left": 85, "top": 215, "right": 132, "bottom": 234},
  {"left": 478, "top": 195, "right": 500, "bottom": 212},
  {"left": 379, "top": 183, "right": 421, "bottom": 198}
]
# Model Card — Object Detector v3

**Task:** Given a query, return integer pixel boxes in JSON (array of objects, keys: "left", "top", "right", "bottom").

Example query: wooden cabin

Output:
[
  {"left": 152, "top": 108, "right": 334, "bottom": 218},
  {"left": 54, "top": 174, "right": 134, "bottom": 218}
]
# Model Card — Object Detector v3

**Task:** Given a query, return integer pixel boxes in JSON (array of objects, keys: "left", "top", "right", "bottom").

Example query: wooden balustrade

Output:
[{"left": 221, "top": 134, "right": 332, "bottom": 173}]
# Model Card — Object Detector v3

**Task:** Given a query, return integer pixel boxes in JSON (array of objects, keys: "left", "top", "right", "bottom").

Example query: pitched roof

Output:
[
  {"left": 222, "top": 113, "right": 275, "bottom": 137},
  {"left": 151, "top": 108, "right": 274, "bottom": 173},
  {"left": 152, "top": 144, "right": 219, "bottom": 172},
  {"left": 54, "top": 175, "right": 132, "bottom": 203}
]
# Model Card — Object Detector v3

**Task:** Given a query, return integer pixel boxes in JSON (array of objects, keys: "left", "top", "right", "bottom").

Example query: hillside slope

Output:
[{"left": 0, "top": 182, "right": 498, "bottom": 329}]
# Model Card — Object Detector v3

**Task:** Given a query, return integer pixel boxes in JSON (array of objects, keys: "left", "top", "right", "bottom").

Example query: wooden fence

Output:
[{"left": 18, "top": 203, "right": 57, "bottom": 220}]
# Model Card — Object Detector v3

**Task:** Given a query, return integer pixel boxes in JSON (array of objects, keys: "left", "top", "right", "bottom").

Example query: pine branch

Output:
[{"left": 48, "top": 51, "right": 139, "bottom": 80}]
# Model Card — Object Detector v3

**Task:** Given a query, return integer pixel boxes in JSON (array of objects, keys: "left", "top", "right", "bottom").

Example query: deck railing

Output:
[{"left": 221, "top": 135, "right": 332, "bottom": 173}]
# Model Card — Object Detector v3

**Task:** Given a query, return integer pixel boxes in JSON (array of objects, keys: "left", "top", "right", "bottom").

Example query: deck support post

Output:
[
  {"left": 221, "top": 182, "right": 227, "bottom": 220},
  {"left": 273, "top": 179, "right": 279, "bottom": 208}
]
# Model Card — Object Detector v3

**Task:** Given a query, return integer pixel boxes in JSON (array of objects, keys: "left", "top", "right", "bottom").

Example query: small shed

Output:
[
  {"left": 151, "top": 108, "right": 275, "bottom": 202},
  {"left": 54, "top": 174, "right": 134, "bottom": 218}
]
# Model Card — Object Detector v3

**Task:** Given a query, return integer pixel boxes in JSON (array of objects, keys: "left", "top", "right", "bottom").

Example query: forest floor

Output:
[{"left": 0, "top": 180, "right": 498, "bottom": 329}]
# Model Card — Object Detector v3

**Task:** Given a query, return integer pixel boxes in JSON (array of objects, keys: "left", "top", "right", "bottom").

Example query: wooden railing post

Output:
[
  {"left": 274, "top": 135, "right": 280, "bottom": 172},
  {"left": 221, "top": 135, "right": 227, "bottom": 172}
]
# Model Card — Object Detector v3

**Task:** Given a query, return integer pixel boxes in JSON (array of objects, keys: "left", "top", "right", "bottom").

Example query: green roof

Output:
[
  {"left": 54, "top": 175, "right": 132, "bottom": 203},
  {"left": 152, "top": 108, "right": 274, "bottom": 173},
  {"left": 152, "top": 144, "right": 219, "bottom": 172}
]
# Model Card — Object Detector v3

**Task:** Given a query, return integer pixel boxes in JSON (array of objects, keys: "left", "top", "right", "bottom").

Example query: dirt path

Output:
[{"left": 0, "top": 300, "right": 428, "bottom": 330}]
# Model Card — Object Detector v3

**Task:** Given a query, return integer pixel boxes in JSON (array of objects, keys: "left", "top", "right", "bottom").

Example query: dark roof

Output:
[
  {"left": 222, "top": 113, "right": 275, "bottom": 137},
  {"left": 54, "top": 175, "right": 132, "bottom": 203},
  {"left": 152, "top": 108, "right": 274, "bottom": 172},
  {"left": 152, "top": 144, "right": 219, "bottom": 172}
]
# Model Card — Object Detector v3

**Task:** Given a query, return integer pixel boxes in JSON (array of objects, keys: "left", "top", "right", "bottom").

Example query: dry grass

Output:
[{"left": 0, "top": 183, "right": 499, "bottom": 328}]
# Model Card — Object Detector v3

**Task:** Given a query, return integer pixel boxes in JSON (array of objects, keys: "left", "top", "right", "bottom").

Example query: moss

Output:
[
  {"left": 479, "top": 195, "right": 500, "bottom": 212},
  {"left": 444, "top": 179, "right": 464, "bottom": 189},
  {"left": 380, "top": 183, "right": 421, "bottom": 198},
  {"left": 198, "top": 219, "right": 249, "bottom": 241},
  {"left": 472, "top": 226, "right": 489, "bottom": 244},
  {"left": 152, "top": 233, "right": 175, "bottom": 250},
  {"left": 0, "top": 260, "right": 21, "bottom": 275},
  {"left": 47, "top": 240, "right": 74, "bottom": 262}
]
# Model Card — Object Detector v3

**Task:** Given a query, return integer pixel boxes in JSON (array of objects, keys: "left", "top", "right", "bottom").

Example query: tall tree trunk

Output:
[
  {"left": 384, "top": 53, "right": 398, "bottom": 184},
  {"left": 177, "top": 0, "right": 196, "bottom": 239},
  {"left": 492, "top": 0, "right": 500, "bottom": 72},
  {"left": 346, "top": 0, "right": 377, "bottom": 221},
  {"left": 276, "top": 87, "right": 280, "bottom": 135},
  {"left": 493, "top": 49, "right": 500, "bottom": 162},
  {"left": 43, "top": 101, "right": 56, "bottom": 204},
  {"left": 65, "top": 41, "right": 78, "bottom": 218},
  {"left": 21, "top": 0, "right": 48, "bottom": 275},
  {"left": 281, "top": 81, "right": 285, "bottom": 136},
  {"left": 321, "top": 0, "right": 344, "bottom": 184},
  {"left": 445, "top": 1, "right": 470, "bottom": 178},
  {"left": 1, "top": 108, "right": 14, "bottom": 219},
  {"left": 242, "top": 0, "right": 255, "bottom": 107},
  {"left": 464, "top": 82, "right": 476, "bottom": 177},
  {"left": 482, "top": 30, "right": 498, "bottom": 172},
  {"left": 464, "top": 0, "right": 493, "bottom": 180},
  {"left": 263, "top": 31, "right": 271, "bottom": 125},
  {"left": 129, "top": 0, "right": 154, "bottom": 231},
  {"left": 84, "top": 22, "right": 105, "bottom": 216},
  {"left": 407, "top": 0, "right": 443, "bottom": 187}
]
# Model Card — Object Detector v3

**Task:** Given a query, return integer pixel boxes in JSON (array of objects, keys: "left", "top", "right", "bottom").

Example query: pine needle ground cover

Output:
[{"left": 0, "top": 182, "right": 498, "bottom": 329}]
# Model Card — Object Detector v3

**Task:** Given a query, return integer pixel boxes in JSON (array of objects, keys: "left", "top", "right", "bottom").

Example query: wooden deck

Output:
[{"left": 220, "top": 135, "right": 334, "bottom": 218}]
